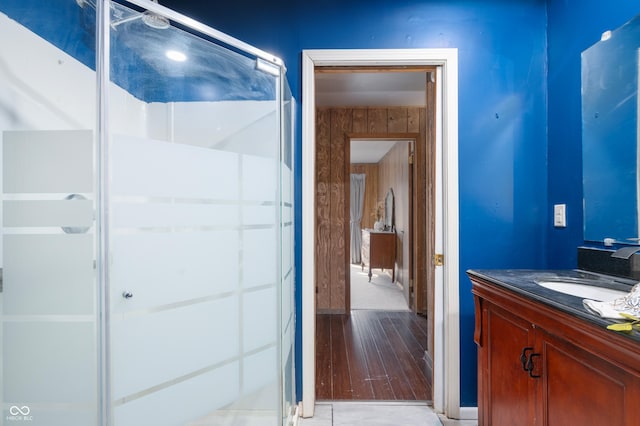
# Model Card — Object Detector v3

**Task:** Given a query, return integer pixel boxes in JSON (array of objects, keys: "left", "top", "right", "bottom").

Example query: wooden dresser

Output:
[{"left": 361, "top": 229, "right": 396, "bottom": 282}]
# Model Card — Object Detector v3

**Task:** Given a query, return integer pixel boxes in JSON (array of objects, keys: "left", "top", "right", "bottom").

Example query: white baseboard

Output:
[
  {"left": 458, "top": 406, "right": 478, "bottom": 420},
  {"left": 290, "top": 403, "right": 301, "bottom": 425}
]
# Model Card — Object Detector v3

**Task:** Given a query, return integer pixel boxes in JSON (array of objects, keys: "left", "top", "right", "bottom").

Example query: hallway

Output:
[{"left": 316, "top": 310, "right": 431, "bottom": 400}]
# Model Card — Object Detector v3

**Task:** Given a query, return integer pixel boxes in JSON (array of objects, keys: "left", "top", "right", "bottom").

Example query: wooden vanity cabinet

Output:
[
  {"left": 471, "top": 275, "right": 640, "bottom": 426},
  {"left": 538, "top": 328, "right": 632, "bottom": 426},
  {"left": 478, "top": 303, "right": 536, "bottom": 425}
]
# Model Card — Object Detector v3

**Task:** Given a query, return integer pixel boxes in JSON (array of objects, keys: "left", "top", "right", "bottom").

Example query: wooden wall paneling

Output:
[
  {"left": 407, "top": 108, "right": 420, "bottom": 301},
  {"left": 316, "top": 108, "right": 332, "bottom": 311},
  {"left": 408, "top": 140, "right": 415, "bottom": 298},
  {"left": 414, "top": 108, "right": 427, "bottom": 315},
  {"left": 352, "top": 108, "right": 368, "bottom": 133},
  {"left": 407, "top": 107, "right": 420, "bottom": 133},
  {"left": 330, "top": 109, "right": 352, "bottom": 312},
  {"left": 367, "top": 108, "right": 388, "bottom": 133},
  {"left": 388, "top": 107, "right": 408, "bottom": 133},
  {"left": 377, "top": 152, "right": 388, "bottom": 201},
  {"left": 398, "top": 143, "right": 410, "bottom": 299},
  {"left": 378, "top": 150, "right": 393, "bottom": 247},
  {"left": 370, "top": 165, "right": 380, "bottom": 228},
  {"left": 378, "top": 142, "right": 410, "bottom": 302}
]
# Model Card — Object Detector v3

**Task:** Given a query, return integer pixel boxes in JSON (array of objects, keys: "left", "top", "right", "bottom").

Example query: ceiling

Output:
[
  {"left": 315, "top": 70, "right": 428, "bottom": 163},
  {"left": 315, "top": 71, "right": 429, "bottom": 107},
  {"left": 350, "top": 139, "right": 399, "bottom": 163}
]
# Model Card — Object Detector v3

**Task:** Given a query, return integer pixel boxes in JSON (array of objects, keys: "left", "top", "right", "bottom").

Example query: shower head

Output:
[
  {"left": 78, "top": 0, "right": 171, "bottom": 30},
  {"left": 135, "top": 0, "right": 170, "bottom": 29},
  {"left": 141, "top": 10, "right": 170, "bottom": 30}
]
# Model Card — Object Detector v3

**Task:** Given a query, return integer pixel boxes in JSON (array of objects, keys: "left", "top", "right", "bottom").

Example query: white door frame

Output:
[{"left": 301, "top": 48, "right": 463, "bottom": 419}]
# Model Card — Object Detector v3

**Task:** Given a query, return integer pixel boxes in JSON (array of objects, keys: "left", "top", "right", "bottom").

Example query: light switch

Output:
[{"left": 554, "top": 204, "right": 566, "bottom": 227}]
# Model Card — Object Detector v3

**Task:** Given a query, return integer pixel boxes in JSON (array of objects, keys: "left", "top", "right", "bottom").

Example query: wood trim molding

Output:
[
  {"left": 344, "top": 131, "right": 422, "bottom": 312},
  {"left": 348, "top": 132, "right": 421, "bottom": 139},
  {"left": 316, "top": 65, "right": 439, "bottom": 73},
  {"left": 344, "top": 133, "right": 351, "bottom": 312}
]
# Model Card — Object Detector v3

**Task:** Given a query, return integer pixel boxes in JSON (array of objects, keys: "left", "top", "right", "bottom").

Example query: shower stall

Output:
[{"left": 0, "top": 0, "right": 295, "bottom": 425}]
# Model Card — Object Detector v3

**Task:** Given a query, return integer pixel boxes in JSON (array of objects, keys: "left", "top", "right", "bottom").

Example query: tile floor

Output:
[{"left": 298, "top": 402, "right": 478, "bottom": 426}]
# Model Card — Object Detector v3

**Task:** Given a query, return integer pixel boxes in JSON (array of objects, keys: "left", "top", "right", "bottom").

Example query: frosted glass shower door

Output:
[
  {"left": 106, "top": 1, "right": 288, "bottom": 424},
  {"left": 1, "top": 1, "right": 100, "bottom": 423},
  {"left": 2, "top": 130, "right": 98, "bottom": 425},
  {"left": 107, "top": 139, "right": 281, "bottom": 426}
]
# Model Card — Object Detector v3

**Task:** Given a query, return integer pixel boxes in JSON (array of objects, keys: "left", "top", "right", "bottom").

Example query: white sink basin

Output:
[{"left": 536, "top": 281, "right": 628, "bottom": 301}]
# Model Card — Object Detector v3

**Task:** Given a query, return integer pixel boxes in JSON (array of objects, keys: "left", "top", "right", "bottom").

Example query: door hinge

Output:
[
  {"left": 434, "top": 253, "right": 444, "bottom": 266},
  {"left": 408, "top": 153, "right": 415, "bottom": 164}
]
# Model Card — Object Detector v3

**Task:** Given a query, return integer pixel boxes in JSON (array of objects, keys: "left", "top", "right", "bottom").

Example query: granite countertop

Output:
[{"left": 467, "top": 268, "right": 640, "bottom": 342}]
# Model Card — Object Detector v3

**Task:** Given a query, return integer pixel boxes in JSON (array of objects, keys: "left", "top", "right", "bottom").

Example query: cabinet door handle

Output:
[
  {"left": 520, "top": 347, "right": 534, "bottom": 371},
  {"left": 526, "top": 353, "right": 542, "bottom": 378}
]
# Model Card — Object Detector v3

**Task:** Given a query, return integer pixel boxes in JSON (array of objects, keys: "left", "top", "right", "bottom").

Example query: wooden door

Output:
[{"left": 423, "top": 70, "right": 436, "bottom": 362}]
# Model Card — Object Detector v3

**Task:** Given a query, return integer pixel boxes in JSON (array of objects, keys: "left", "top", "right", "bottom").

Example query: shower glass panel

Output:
[
  {"left": 0, "top": 1, "right": 99, "bottom": 424},
  {"left": 0, "top": 0, "right": 294, "bottom": 425},
  {"left": 280, "top": 83, "right": 296, "bottom": 423},
  {"left": 106, "top": 1, "right": 293, "bottom": 425}
]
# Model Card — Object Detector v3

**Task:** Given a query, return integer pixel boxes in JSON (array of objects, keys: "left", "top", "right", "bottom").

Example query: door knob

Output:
[{"left": 122, "top": 291, "right": 133, "bottom": 299}]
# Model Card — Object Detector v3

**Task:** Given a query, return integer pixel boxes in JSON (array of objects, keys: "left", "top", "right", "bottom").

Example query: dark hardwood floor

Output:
[{"left": 316, "top": 310, "right": 432, "bottom": 401}]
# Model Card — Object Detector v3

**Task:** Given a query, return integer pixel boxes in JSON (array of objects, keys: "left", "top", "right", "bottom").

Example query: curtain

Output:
[{"left": 350, "top": 173, "right": 366, "bottom": 264}]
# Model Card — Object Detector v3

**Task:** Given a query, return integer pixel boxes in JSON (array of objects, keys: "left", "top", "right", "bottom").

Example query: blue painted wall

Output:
[
  {"left": 546, "top": 0, "right": 640, "bottom": 268},
  {"left": 161, "top": 0, "right": 549, "bottom": 407}
]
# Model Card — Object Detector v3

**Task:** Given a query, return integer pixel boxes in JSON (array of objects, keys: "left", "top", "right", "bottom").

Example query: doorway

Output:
[
  {"left": 348, "top": 136, "right": 417, "bottom": 312},
  {"left": 314, "top": 73, "right": 431, "bottom": 402},
  {"left": 315, "top": 135, "right": 425, "bottom": 401},
  {"left": 301, "top": 49, "right": 461, "bottom": 419}
]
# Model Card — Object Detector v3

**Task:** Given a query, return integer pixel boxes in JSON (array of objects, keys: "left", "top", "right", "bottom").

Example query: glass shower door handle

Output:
[{"left": 122, "top": 291, "right": 133, "bottom": 299}]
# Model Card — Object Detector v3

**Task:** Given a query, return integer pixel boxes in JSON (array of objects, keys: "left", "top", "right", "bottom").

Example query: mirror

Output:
[
  {"left": 384, "top": 188, "right": 394, "bottom": 231},
  {"left": 582, "top": 14, "right": 640, "bottom": 244}
]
